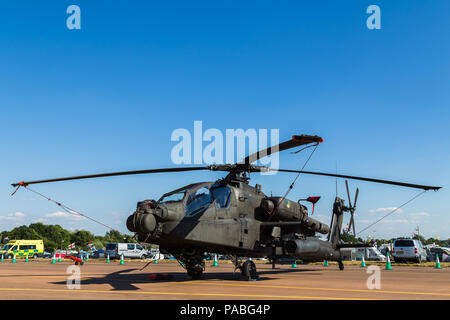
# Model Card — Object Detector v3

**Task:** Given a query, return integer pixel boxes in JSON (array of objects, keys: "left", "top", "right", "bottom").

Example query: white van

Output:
[
  {"left": 339, "top": 247, "right": 386, "bottom": 261},
  {"left": 392, "top": 239, "right": 427, "bottom": 262},
  {"left": 105, "top": 243, "right": 148, "bottom": 259},
  {"left": 355, "top": 247, "right": 386, "bottom": 261}
]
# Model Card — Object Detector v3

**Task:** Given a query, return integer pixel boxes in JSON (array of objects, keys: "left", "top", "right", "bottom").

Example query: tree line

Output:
[{"left": 0, "top": 223, "right": 136, "bottom": 252}]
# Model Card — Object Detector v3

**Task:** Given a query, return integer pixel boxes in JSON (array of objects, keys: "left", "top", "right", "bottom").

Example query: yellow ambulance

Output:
[{"left": 0, "top": 240, "right": 44, "bottom": 259}]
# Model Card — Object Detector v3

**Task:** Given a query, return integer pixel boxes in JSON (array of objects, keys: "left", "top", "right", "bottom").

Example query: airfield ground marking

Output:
[
  {"left": 0, "top": 287, "right": 376, "bottom": 300},
  {"left": 179, "top": 281, "right": 450, "bottom": 297},
  {"left": 1, "top": 274, "right": 447, "bottom": 298},
  {"left": 0, "top": 273, "right": 115, "bottom": 278}
]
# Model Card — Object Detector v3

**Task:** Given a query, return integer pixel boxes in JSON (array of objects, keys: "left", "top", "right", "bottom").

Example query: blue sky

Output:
[{"left": 1, "top": 1, "right": 449, "bottom": 239}]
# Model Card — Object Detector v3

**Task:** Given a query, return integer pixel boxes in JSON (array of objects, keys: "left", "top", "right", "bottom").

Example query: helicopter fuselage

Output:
[{"left": 127, "top": 180, "right": 340, "bottom": 262}]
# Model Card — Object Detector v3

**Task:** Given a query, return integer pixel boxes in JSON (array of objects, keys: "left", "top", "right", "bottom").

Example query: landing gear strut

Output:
[
  {"left": 338, "top": 259, "right": 344, "bottom": 271},
  {"left": 177, "top": 252, "right": 205, "bottom": 279}
]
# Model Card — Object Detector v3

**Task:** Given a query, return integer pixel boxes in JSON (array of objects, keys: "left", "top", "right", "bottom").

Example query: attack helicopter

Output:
[{"left": 11, "top": 135, "right": 441, "bottom": 280}]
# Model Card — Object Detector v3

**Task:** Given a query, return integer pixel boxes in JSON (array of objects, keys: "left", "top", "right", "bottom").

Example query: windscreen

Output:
[
  {"left": 185, "top": 187, "right": 213, "bottom": 217},
  {"left": 160, "top": 190, "right": 186, "bottom": 203},
  {"left": 105, "top": 243, "right": 117, "bottom": 250},
  {"left": 211, "top": 186, "right": 232, "bottom": 208},
  {"left": 394, "top": 240, "right": 414, "bottom": 247}
]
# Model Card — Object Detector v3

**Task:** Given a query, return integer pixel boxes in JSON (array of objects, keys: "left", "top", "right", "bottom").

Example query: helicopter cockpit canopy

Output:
[{"left": 184, "top": 183, "right": 232, "bottom": 217}]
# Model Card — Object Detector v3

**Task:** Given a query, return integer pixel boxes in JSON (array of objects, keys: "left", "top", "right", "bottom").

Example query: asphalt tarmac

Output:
[{"left": 0, "top": 260, "right": 449, "bottom": 300}]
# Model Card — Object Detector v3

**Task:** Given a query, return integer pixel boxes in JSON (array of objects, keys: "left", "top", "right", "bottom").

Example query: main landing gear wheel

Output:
[
  {"left": 181, "top": 252, "right": 205, "bottom": 280},
  {"left": 187, "top": 266, "right": 203, "bottom": 279},
  {"left": 241, "top": 260, "right": 259, "bottom": 280},
  {"left": 338, "top": 260, "right": 344, "bottom": 270}
]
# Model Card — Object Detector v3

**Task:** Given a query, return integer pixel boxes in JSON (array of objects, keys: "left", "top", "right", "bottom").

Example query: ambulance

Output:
[{"left": 0, "top": 240, "right": 44, "bottom": 259}]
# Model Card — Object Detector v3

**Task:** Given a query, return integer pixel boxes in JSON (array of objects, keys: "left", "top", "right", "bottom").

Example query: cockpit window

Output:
[
  {"left": 160, "top": 190, "right": 186, "bottom": 203},
  {"left": 185, "top": 187, "right": 213, "bottom": 217},
  {"left": 184, "top": 184, "right": 232, "bottom": 216},
  {"left": 211, "top": 186, "right": 232, "bottom": 209}
]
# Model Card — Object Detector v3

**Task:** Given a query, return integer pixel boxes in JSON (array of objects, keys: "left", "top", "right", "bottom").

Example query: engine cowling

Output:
[{"left": 261, "top": 197, "right": 330, "bottom": 234}]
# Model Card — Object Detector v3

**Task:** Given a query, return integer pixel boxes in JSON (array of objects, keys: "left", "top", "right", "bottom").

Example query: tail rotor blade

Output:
[
  {"left": 354, "top": 188, "right": 359, "bottom": 208},
  {"left": 353, "top": 188, "right": 359, "bottom": 235},
  {"left": 345, "top": 180, "right": 358, "bottom": 235},
  {"left": 345, "top": 180, "right": 352, "bottom": 210},
  {"left": 351, "top": 213, "right": 356, "bottom": 236}
]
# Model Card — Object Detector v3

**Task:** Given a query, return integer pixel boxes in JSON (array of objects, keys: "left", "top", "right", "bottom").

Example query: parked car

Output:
[
  {"left": 105, "top": 243, "right": 149, "bottom": 259},
  {"left": 72, "top": 251, "right": 90, "bottom": 259},
  {"left": 426, "top": 246, "right": 450, "bottom": 262},
  {"left": 54, "top": 251, "right": 67, "bottom": 259},
  {"left": 392, "top": 239, "right": 427, "bottom": 263},
  {"left": 92, "top": 249, "right": 105, "bottom": 259},
  {"left": 204, "top": 254, "right": 212, "bottom": 260}
]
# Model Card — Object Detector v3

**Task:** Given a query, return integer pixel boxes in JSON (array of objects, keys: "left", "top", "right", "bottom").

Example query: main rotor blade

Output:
[
  {"left": 243, "top": 134, "right": 323, "bottom": 165},
  {"left": 258, "top": 168, "right": 441, "bottom": 191},
  {"left": 11, "top": 167, "right": 211, "bottom": 187}
]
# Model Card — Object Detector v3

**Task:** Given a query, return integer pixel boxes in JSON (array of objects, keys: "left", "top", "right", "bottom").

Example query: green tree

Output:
[
  {"left": 70, "top": 230, "right": 95, "bottom": 250},
  {"left": 412, "top": 234, "right": 426, "bottom": 244},
  {"left": 5, "top": 225, "right": 41, "bottom": 240},
  {"left": 104, "top": 230, "right": 124, "bottom": 243},
  {"left": 32, "top": 223, "right": 71, "bottom": 251},
  {"left": 340, "top": 232, "right": 364, "bottom": 243},
  {"left": 92, "top": 239, "right": 104, "bottom": 250}
]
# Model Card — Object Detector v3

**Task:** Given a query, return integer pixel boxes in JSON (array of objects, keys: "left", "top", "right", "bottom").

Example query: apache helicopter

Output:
[{"left": 11, "top": 135, "right": 441, "bottom": 280}]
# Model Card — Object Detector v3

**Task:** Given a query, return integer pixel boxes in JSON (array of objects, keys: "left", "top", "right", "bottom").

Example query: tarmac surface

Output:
[{"left": 0, "top": 259, "right": 449, "bottom": 300}]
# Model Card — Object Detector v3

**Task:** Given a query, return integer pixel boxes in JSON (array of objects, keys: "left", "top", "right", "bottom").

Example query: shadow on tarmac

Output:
[{"left": 50, "top": 267, "right": 322, "bottom": 291}]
